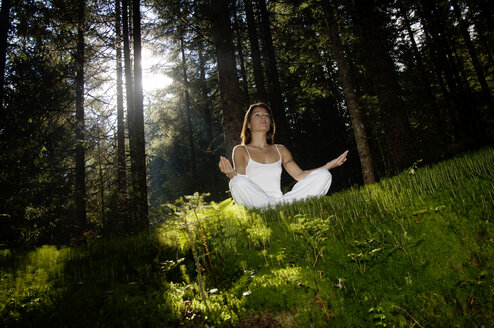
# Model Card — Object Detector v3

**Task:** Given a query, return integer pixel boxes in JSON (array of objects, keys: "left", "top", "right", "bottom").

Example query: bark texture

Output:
[
  {"left": 355, "top": 0, "right": 417, "bottom": 172},
  {"left": 115, "top": 0, "right": 127, "bottom": 232},
  {"left": 75, "top": 0, "right": 87, "bottom": 233},
  {"left": 0, "top": 0, "right": 11, "bottom": 111},
  {"left": 181, "top": 37, "right": 198, "bottom": 190},
  {"left": 325, "top": 3, "right": 375, "bottom": 184},
  {"left": 209, "top": 0, "right": 246, "bottom": 157},
  {"left": 244, "top": 0, "right": 267, "bottom": 102},
  {"left": 256, "top": 0, "right": 290, "bottom": 143},
  {"left": 131, "top": 0, "right": 148, "bottom": 232}
]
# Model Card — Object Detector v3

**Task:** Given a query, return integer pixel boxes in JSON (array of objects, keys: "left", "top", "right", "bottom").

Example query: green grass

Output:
[{"left": 1, "top": 148, "right": 493, "bottom": 327}]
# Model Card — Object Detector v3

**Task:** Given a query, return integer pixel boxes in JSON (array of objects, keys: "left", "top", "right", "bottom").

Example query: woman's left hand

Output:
[
  {"left": 218, "top": 156, "right": 238, "bottom": 179},
  {"left": 324, "top": 150, "right": 349, "bottom": 170}
]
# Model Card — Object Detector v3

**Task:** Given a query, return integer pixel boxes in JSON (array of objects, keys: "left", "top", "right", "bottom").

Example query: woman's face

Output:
[{"left": 248, "top": 107, "right": 270, "bottom": 132}]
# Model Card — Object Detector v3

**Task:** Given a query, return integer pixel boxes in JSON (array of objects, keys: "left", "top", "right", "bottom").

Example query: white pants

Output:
[{"left": 229, "top": 168, "right": 332, "bottom": 209}]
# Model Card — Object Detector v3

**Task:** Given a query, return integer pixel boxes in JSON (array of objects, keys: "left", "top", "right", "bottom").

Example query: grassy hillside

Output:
[{"left": 1, "top": 148, "right": 493, "bottom": 327}]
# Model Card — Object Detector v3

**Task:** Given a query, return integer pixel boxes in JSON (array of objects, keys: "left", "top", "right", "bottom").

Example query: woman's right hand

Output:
[{"left": 218, "top": 156, "right": 238, "bottom": 179}]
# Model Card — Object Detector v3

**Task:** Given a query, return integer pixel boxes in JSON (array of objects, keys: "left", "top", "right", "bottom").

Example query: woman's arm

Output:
[
  {"left": 218, "top": 146, "right": 248, "bottom": 179},
  {"left": 278, "top": 145, "right": 348, "bottom": 181}
]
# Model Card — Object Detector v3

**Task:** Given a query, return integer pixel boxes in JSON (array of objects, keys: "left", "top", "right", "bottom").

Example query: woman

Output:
[{"left": 218, "top": 102, "right": 348, "bottom": 209}]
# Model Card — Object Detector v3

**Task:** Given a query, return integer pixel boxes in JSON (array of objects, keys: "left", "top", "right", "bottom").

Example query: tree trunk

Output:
[
  {"left": 397, "top": 0, "right": 445, "bottom": 136},
  {"left": 398, "top": 1, "right": 434, "bottom": 101},
  {"left": 197, "top": 42, "right": 217, "bottom": 194},
  {"left": 131, "top": 0, "right": 148, "bottom": 233},
  {"left": 256, "top": 0, "right": 290, "bottom": 143},
  {"left": 419, "top": 2, "right": 458, "bottom": 92},
  {"left": 209, "top": 0, "right": 246, "bottom": 157},
  {"left": 75, "top": 0, "right": 87, "bottom": 234},
  {"left": 244, "top": 0, "right": 267, "bottom": 102},
  {"left": 419, "top": 0, "right": 479, "bottom": 141},
  {"left": 472, "top": 21, "right": 494, "bottom": 74},
  {"left": 122, "top": 0, "right": 136, "bottom": 232},
  {"left": 355, "top": 0, "right": 417, "bottom": 172},
  {"left": 97, "top": 140, "right": 105, "bottom": 226},
  {"left": 232, "top": 1, "right": 250, "bottom": 103},
  {"left": 324, "top": 3, "right": 375, "bottom": 184},
  {"left": 473, "top": 1, "right": 494, "bottom": 75},
  {"left": 419, "top": 11, "right": 458, "bottom": 141},
  {"left": 451, "top": 0, "right": 493, "bottom": 114},
  {"left": 0, "top": 0, "right": 11, "bottom": 111},
  {"left": 115, "top": 0, "right": 127, "bottom": 232},
  {"left": 180, "top": 37, "right": 198, "bottom": 190}
]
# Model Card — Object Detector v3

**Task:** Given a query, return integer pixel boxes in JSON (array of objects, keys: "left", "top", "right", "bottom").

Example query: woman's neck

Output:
[{"left": 249, "top": 133, "right": 268, "bottom": 149}]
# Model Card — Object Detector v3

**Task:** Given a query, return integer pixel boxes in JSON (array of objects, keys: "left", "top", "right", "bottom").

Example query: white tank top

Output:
[{"left": 242, "top": 144, "right": 283, "bottom": 198}]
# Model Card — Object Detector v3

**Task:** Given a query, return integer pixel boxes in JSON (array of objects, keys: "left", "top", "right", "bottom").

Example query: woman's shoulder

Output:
[
  {"left": 275, "top": 144, "right": 289, "bottom": 151},
  {"left": 274, "top": 144, "right": 291, "bottom": 159},
  {"left": 232, "top": 144, "right": 249, "bottom": 164},
  {"left": 233, "top": 144, "right": 248, "bottom": 156},
  {"left": 233, "top": 144, "right": 247, "bottom": 151}
]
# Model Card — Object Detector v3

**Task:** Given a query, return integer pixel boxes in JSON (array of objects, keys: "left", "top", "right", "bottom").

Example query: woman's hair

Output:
[{"left": 240, "top": 102, "right": 276, "bottom": 145}]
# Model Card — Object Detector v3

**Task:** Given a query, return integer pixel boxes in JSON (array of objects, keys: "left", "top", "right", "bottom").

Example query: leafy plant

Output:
[{"left": 1, "top": 148, "right": 493, "bottom": 327}]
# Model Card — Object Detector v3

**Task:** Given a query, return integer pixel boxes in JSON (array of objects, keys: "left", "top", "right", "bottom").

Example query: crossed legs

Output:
[{"left": 229, "top": 168, "right": 332, "bottom": 209}]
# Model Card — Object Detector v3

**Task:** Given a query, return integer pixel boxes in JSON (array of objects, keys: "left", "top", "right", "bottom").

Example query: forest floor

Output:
[{"left": 1, "top": 148, "right": 493, "bottom": 327}]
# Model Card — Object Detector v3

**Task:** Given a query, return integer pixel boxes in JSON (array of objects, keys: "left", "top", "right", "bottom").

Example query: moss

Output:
[{"left": 1, "top": 148, "right": 493, "bottom": 327}]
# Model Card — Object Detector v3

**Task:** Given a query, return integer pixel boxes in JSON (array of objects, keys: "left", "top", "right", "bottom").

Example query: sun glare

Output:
[{"left": 141, "top": 47, "right": 173, "bottom": 93}]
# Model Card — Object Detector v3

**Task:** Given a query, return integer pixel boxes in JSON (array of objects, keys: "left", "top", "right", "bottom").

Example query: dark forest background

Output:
[{"left": 0, "top": 0, "right": 492, "bottom": 248}]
